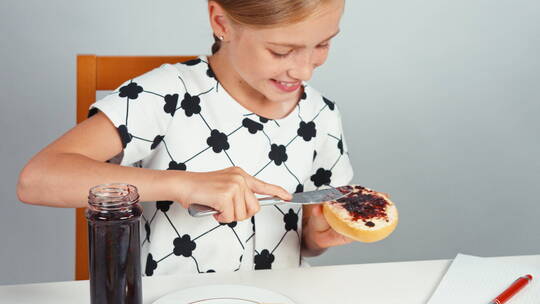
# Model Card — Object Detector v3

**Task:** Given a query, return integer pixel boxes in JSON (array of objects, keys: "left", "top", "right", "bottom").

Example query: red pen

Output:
[{"left": 488, "top": 274, "right": 533, "bottom": 304}]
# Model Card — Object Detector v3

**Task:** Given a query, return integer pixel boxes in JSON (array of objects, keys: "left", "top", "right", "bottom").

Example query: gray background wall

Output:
[{"left": 1, "top": 0, "right": 538, "bottom": 285}]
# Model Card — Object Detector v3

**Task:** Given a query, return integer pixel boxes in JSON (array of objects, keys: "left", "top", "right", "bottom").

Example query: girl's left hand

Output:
[
  {"left": 301, "top": 204, "right": 354, "bottom": 256},
  {"left": 301, "top": 191, "right": 390, "bottom": 256}
]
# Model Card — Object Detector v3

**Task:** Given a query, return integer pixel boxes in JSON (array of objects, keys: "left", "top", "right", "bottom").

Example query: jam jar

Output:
[{"left": 86, "top": 183, "right": 143, "bottom": 304}]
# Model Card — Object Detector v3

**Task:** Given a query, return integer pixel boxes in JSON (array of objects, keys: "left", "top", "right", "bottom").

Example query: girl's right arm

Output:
[{"left": 17, "top": 112, "right": 290, "bottom": 222}]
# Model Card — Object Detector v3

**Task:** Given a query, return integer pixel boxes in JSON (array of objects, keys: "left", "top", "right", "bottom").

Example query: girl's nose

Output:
[{"left": 288, "top": 51, "right": 315, "bottom": 81}]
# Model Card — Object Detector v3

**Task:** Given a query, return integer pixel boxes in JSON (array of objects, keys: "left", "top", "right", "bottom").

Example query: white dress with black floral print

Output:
[{"left": 91, "top": 56, "right": 353, "bottom": 276}]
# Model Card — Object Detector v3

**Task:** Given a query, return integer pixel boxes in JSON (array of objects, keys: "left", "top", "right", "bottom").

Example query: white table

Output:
[{"left": 1, "top": 255, "right": 539, "bottom": 304}]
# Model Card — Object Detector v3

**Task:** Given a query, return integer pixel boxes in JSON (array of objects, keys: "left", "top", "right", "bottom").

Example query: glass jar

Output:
[{"left": 86, "top": 183, "right": 143, "bottom": 304}]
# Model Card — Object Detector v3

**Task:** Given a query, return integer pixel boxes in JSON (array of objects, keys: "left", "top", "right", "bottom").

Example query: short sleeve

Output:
[
  {"left": 90, "top": 64, "right": 182, "bottom": 165},
  {"left": 305, "top": 101, "right": 354, "bottom": 191}
]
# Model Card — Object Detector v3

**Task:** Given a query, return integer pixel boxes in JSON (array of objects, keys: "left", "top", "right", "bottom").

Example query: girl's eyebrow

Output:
[{"left": 267, "top": 29, "right": 340, "bottom": 48}]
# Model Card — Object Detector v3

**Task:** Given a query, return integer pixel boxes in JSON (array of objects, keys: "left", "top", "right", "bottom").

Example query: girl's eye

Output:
[
  {"left": 270, "top": 50, "right": 292, "bottom": 58},
  {"left": 317, "top": 43, "right": 330, "bottom": 49}
]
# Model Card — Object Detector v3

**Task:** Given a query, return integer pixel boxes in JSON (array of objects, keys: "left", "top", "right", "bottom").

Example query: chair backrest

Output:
[{"left": 75, "top": 54, "right": 196, "bottom": 280}]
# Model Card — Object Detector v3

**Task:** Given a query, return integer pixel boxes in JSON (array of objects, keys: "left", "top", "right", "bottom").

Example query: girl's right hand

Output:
[{"left": 174, "top": 167, "right": 291, "bottom": 223}]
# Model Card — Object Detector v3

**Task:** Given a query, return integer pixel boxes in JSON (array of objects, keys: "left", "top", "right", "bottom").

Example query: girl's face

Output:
[{"left": 219, "top": 0, "right": 345, "bottom": 104}]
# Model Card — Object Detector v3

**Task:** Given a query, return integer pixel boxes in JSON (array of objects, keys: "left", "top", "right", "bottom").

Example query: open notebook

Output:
[{"left": 427, "top": 254, "right": 540, "bottom": 304}]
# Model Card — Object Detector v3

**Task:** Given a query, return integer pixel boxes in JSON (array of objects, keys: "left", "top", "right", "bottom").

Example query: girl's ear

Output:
[{"left": 208, "top": 1, "right": 230, "bottom": 40}]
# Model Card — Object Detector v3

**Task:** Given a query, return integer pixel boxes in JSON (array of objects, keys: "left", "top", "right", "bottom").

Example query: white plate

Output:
[{"left": 153, "top": 284, "right": 296, "bottom": 304}]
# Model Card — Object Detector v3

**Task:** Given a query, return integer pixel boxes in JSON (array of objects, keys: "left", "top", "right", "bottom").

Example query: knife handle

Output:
[{"left": 187, "top": 197, "right": 284, "bottom": 217}]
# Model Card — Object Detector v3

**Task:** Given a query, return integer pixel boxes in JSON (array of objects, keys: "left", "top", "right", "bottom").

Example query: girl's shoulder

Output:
[
  {"left": 302, "top": 85, "right": 343, "bottom": 123},
  {"left": 303, "top": 85, "right": 338, "bottom": 108},
  {"left": 127, "top": 56, "right": 213, "bottom": 93}
]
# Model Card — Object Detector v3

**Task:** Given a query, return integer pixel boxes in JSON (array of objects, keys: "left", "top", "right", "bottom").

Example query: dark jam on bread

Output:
[
  {"left": 334, "top": 185, "right": 389, "bottom": 226},
  {"left": 337, "top": 185, "right": 355, "bottom": 195}
]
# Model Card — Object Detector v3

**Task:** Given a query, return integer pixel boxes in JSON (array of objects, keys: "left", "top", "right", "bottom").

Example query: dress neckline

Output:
[{"left": 199, "top": 55, "right": 308, "bottom": 124}]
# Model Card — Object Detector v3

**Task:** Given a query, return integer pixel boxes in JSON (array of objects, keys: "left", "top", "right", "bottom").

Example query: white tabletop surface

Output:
[{"left": 1, "top": 255, "right": 539, "bottom": 304}]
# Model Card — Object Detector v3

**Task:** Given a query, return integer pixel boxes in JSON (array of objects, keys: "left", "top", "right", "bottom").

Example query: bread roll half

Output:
[{"left": 323, "top": 185, "right": 398, "bottom": 243}]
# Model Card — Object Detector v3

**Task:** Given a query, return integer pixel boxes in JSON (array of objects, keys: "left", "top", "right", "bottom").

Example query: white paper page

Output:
[{"left": 427, "top": 254, "right": 540, "bottom": 304}]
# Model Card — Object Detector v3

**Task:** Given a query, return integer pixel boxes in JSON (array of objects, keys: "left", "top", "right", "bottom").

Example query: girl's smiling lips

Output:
[{"left": 271, "top": 79, "right": 301, "bottom": 93}]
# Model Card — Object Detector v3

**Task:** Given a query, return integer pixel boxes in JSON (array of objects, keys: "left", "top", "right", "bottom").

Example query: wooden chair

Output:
[{"left": 75, "top": 54, "right": 197, "bottom": 280}]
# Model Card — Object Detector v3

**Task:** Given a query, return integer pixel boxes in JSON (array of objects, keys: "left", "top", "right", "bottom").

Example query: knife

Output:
[{"left": 187, "top": 186, "right": 351, "bottom": 217}]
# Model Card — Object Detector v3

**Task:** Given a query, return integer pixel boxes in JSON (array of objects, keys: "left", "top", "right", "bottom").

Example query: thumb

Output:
[
  {"left": 311, "top": 204, "right": 323, "bottom": 217},
  {"left": 308, "top": 204, "right": 331, "bottom": 232}
]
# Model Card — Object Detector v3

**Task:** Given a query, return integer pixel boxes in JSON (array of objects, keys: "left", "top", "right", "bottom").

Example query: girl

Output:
[{"left": 17, "top": 0, "right": 354, "bottom": 275}]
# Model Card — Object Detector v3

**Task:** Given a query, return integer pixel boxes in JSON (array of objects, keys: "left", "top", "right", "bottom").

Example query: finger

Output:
[
  {"left": 234, "top": 187, "right": 247, "bottom": 221},
  {"left": 324, "top": 232, "right": 355, "bottom": 247},
  {"left": 209, "top": 202, "right": 224, "bottom": 222},
  {"left": 244, "top": 188, "right": 260, "bottom": 217},
  {"left": 331, "top": 231, "right": 355, "bottom": 245},
  {"left": 245, "top": 176, "right": 292, "bottom": 200},
  {"left": 307, "top": 207, "right": 331, "bottom": 232},
  {"left": 216, "top": 194, "right": 235, "bottom": 223},
  {"left": 311, "top": 204, "right": 323, "bottom": 217}
]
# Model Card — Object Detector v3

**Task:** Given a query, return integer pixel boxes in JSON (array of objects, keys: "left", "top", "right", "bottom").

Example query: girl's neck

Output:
[{"left": 207, "top": 52, "right": 300, "bottom": 120}]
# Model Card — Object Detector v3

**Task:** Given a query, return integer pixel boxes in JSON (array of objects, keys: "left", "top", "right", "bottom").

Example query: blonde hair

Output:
[{"left": 210, "top": 0, "right": 335, "bottom": 53}]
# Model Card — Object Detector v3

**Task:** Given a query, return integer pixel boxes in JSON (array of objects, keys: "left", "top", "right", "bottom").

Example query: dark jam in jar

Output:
[{"left": 86, "top": 183, "right": 143, "bottom": 304}]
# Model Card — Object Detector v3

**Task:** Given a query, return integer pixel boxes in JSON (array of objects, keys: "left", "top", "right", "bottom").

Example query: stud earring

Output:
[{"left": 218, "top": 35, "right": 224, "bottom": 41}]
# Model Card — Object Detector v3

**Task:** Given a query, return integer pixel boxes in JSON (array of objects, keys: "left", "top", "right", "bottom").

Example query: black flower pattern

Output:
[
  {"left": 156, "top": 200, "right": 173, "bottom": 212},
  {"left": 310, "top": 168, "right": 332, "bottom": 187},
  {"left": 119, "top": 82, "right": 143, "bottom": 99},
  {"left": 297, "top": 121, "right": 316, "bottom": 141},
  {"left": 163, "top": 94, "right": 179, "bottom": 116},
  {"left": 181, "top": 93, "right": 201, "bottom": 117},
  {"left": 145, "top": 253, "right": 158, "bottom": 276},
  {"left": 254, "top": 249, "right": 275, "bottom": 270},
  {"left": 268, "top": 144, "right": 288, "bottom": 166},
  {"left": 206, "top": 67, "right": 216, "bottom": 79},
  {"left": 284, "top": 209, "right": 298, "bottom": 231},
  {"left": 167, "top": 161, "right": 186, "bottom": 171},
  {"left": 173, "top": 234, "right": 196, "bottom": 257},
  {"left": 258, "top": 116, "right": 269, "bottom": 123},
  {"left": 220, "top": 221, "right": 238, "bottom": 228},
  {"left": 87, "top": 107, "right": 98, "bottom": 118},
  {"left": 144, "top": 221, "right": 151, "bottom": 243},
  {"left": 151, "top": 135, "right": 164, "bottom": 150},
  {"left": 117, "top": 125, "right": 132, "bottom": 149},
  {"left": 207, "top": 129, "right": 230, "bottom": 153},
  {"left": 301, "top": 91, "right": 307, "bottom": 100},
  {"left": 182, "top": 58, "right": 202, "bottom": 66},
  {"left": 323, "top": 97, "right": 335, "bottom": 111},
  {"left": 242, "top": 118, "right": 263, "bottom": 134}
]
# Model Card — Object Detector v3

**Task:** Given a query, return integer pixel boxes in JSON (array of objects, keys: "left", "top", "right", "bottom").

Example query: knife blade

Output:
[{"left": 187, "top": 186, "right": 351, "bottom": 217}]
